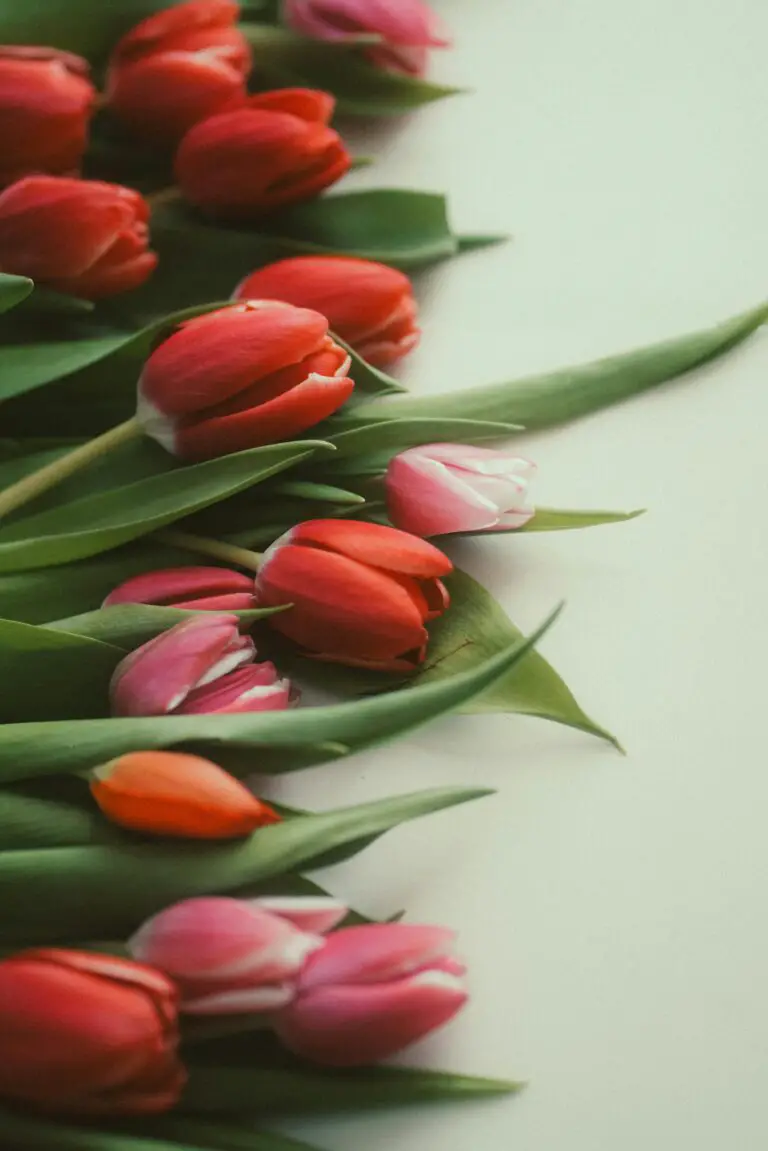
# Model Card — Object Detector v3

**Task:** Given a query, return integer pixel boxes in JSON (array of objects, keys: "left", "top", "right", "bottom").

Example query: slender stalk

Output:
[
  {"left": 147, "top": 185, "right": 182, "bottom": 210},
  {"left": 156, "top": 527, "right": 263, "bottom": 571},
  {"left": 0, "top": 417, "right": 143, "bottom": 522}
]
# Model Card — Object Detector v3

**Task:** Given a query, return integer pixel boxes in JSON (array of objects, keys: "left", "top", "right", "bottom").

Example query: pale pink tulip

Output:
[
  {"left": 386, "top": 443, "right": 536, "bottom": 537},
  {"left": 273, "top": 923, "right": 468, "bottom": 1065}
]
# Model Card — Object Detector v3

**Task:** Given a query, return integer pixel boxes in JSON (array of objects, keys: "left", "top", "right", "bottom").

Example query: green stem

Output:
[
  {"left": 156, "top": 528, "right": 263, "bottom": 572},
  {"left": 0, "top": 417, "right": 142, "bottom": 522}
]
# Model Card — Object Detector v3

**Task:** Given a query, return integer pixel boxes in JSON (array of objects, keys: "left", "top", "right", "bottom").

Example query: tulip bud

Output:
[
  {"left": 254, "top": 518, "right": 452, "bottom": 670},
  {"left": 274, "top": 923, "right": 468, "bottom": 1065},
  {"left": 386, "top": 444, "right": 537, "bottom": 537},
  {"left": 234, "top": 256, "right": 420, "bottom": 367},
  {"left": 136, "top": 301, "right": 354, "bottom": 460},
  {"left": 106, "top": 0, "right": 252, "bottom": 146},
  {"left": 0, "top": 175, "right": 157, "bottom": 299},
  {"left": 0, "top": 948, "right": 185, "bottom": 1115},
  {"left": 174, "top": 88, "right": 351, "bottom": 221},
  {"left": 0, "top": 47, "right": 95, "bottom": 187},
  {"left": 283, "top": 0, "right": 451, "bottom": 76},
  {"left": 128, "top": 896, "right": 343, "bottom": 1013},
  {"left": 109, "top": 613, "right": 293, "bottom": 717},
  {"left": 90, "top": 750, "right": 281, "bottom": 838},
  {"left": 104, "top": 565, "right": 256, "bottom": 611}
]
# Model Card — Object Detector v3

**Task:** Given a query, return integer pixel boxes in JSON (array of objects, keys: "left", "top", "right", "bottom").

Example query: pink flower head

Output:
[
  {"left": 104, "top": 566, "right": 256, "bottom": 611},
  {"left": 109, "top": 613, "right": 293, "bottom": 717},
  {"left": 386, "top": 444, "right": 537, "bottom": 537}
]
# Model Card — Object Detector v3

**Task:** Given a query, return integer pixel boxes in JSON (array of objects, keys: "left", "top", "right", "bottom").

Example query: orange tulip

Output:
[{"left": 90, "top": 750, "right": 281, "bottom": 838}]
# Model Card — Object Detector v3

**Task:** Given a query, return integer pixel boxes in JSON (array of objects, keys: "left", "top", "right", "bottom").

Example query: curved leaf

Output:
[
  {"left": 517, "top": 507, "right": 645, "bottom": 532},
  {"left": 0, "top": 273, "right": 33, "bottom": 314},
  {"left": 48, "top": 603, "right": 280, "bottom": 649}
]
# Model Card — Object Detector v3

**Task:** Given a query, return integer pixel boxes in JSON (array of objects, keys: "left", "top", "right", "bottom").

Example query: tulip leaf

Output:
[
  {"left": 0, "top": 0, "right": 191, "bottom": 59},
  {"left": 0, "top": 791, "right": 110, "bottom": 850},
  {"left": 0, "top": 273, "right": 33, "bottom": 314},
  {"left": 322, "top": 417, "right": 522, "bottom": 461},
  {"left": 0, "top": 608, "right": 559, "bottom": 783},
  {"left": 414, "top": 570, "right": 621, "bottom": 749},
  {"left": 0, "top": 441, "right": 334, "bottom": 572},
  {"left": 516, "top": 506, "right": 646, "bottom": 532},
  {"left": 48, "top": 604, "right": 283, "bottom": 649},
  {"left": 0, "top": 786, "right": 490, "bottom": 942},
  {"left": 337, "top": 336, "right": 407, "bottom": 398},
  {"left": 0, "top": 1106, "right": 209, "bottom": 1151},
  {"left": 272, "top": 480, "right": 365, "bottom": 504},
  {"left": 140, "top": 1118, "right": 328, "bottom": 1151},
  {"left": 243, "top": 24, "right": 462, "bottom": 116},
  {"left": 342, "top": 298, "right": 768, "bottom": 429}
]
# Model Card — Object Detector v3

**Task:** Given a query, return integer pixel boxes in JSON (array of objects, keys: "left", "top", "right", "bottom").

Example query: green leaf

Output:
[
  {"left": 0, "top": 787, "right": 490, "bottom": 943},
  {"left": 136, "top": 1119, "right": 326, "bottom": 1151},
  {"left": 271, "top": 480, "right": 365, "bottom": 505},
  {"left": 243, "top": 23, "right": 462, "bottom": 116},
  {"left": 0, "top": 0, "right": 191, "bottom": 60},
  {"left": 322, "top": 417, "right": 522, "bottom": 465},
  {"left": 0, "top": 1105, "right": 210, "bottom": 1151},
  {"left": 339, "top": 335, "right": 407, "bottom": 398},
  {"left": 19, "top": 287, "right": 95, "bottom": 316},
  {"left": 414, "top": 570, "right": 621, "bottom": 749},
  {"left": 0, "top": 441, "right": 334, "bottom": 572},
  {"left": 48, "top": 604, "right": 282, "bottom": 649},
  {"left": 458, "top": 233, "right": 510, "bottom": 254},
  {"left": 342, "top": 299, "right": 768, "bottom": 428},
  {"left": 516, "top": 506, "right": 646, "bottom": 532},
  {"left": 0, "top": 608, "right": 560, "bottom": 783},
  {"left": 0, "top": 273, "right": 33, "bottom": 314},
  {"left": 0, "top": 791, "right": 108, "bottom": 850}
]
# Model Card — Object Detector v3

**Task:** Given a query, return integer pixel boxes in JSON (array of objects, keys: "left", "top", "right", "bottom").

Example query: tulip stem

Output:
[
  {"left": 156, "top": 527, "right": 264, "bottom": 572},
  {"left": 0, "top": 417, "right": 143, "bottom": 523}
]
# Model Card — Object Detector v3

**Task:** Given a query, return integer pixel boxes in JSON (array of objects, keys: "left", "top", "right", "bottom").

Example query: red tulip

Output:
[
  {"left": 0, "top": 948, "right": 185, "bottom": 1116},
  {"left": 0, "top": 47, "right": 95, "bottom": 187},
  {"left": 254, "top": 519, "right": 452, "bottom": 670},
  {"left": 235, "top": 256, "right": 420, "bottom": 367},
  {"left": 284, "top": 0, "right": 451, "bottom": 76},
  {"left": 0, "top": 175, "right": 157, "bottom": 299},
  {"left": 106, "top": 0, "right": 251, "bottom": 146},
  {"left": 109, "top": 613, "right": 293, "bottom": 717},
  {"left": 104, "top": 565, "right": 256, "bottom": 611},
  {"left": 174, "top": 88, "right": 351, "bottom": 221},
  {"left": 136, "top": 301, "right": 353, "bottom": 460}
]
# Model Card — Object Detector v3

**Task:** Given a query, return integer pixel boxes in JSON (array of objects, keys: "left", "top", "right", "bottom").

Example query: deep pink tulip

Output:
[
  {"left": 109, "top": 614, "right": 292, "bottom": 717},
  {"left": 284, "top": 0, "right": 450, "bottom": 76},
  {"left": 274, "top": 923, "right": 468, "bottom": 1065},
  {"left": 104, "top": 566, "right": 256, "bottom": 611},
  {"left": 129, "top": 896, "right": 347, "bottom": 1013},
  {"left": 386, "top": 444, "right": 537, "bottom": 537}
]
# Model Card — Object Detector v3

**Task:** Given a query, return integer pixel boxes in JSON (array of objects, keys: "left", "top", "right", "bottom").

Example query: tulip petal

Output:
[
  {"left": 246, "top": 87, "right": 335, "bottom": 124},
  {"left": 112, "top": 0, "right": 242, "bottom": 63},
  {"left": 287, "top": 518, "right": 453, "bottom": 578},
  {"left": 175, "top": 664, "right": 292, "bottom": 714},
  {"left": 298, "top": 924, "right": 456, "bottom": 990},
  {"left": 181, "top": 982, "right": 296, "bottom": 1014},
  {"left": 387, "top": 453, "right": 502, "bottom": 536},
  {"left": 104, "top": 566, "right": 254, "bottom": 608},
  {"left": 252, "top": 896, "right": 348, "bottom": 934}
]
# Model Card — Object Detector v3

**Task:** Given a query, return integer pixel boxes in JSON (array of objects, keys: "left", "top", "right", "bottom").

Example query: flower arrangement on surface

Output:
[{"left": 0, "top": 1, "right": 764, "bottom": 1149}]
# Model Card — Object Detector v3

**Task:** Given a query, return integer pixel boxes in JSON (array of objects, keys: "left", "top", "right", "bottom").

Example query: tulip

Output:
[
  {"left": 106, "top": 0, "right": 252, "bottom": 146},
  {"left": 0, "top": 175, "right": 157, "bottom": 299},
  {"left": 90, "top": 750, "right": 281, "bottom": 838},
  {"left": 234, "top": 256, "right": 420, "bottom": 367},
  {"left": 0, "top": 948, "right": 184, "bottom": 1116},
  {"left": 109, "top": 613, "right": 293, "bottom": 717},
  {"left": 386, "top": 444, "right": 537, "bottom": 537},
  {"left": 274, "top": 923, "right": 468, "bottom": 1066},
  {"left": 174, "top": 88, "right": 351, "bottom": 221},
  {"left": 284, "top": 0, "right": 450, "bottom": 76},
  {"left": 0, "top": 46, "right": 95, "bottom": 187},
  {"left": 254, "top": 519, "right": 452, "bottom": 670},
  {"left": 104, "top": 566, "right": 256, "bottom": 611},
  {"left": 129, "top": 895, "right": 346, "bottom": 1013},
  {"left": 136, "top": 300, "right": 353, "bottom": 460}
]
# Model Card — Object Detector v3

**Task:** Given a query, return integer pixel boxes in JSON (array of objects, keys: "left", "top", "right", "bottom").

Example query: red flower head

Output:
[
  {"left": 0, "top": 948, "right": 185, "bottom": 1116},
  {"left": 0, "top": 47, "right": 95, "bottom": 187},
  {"left": 174, "top": 88, "right": 350, "bottom": 221},
  {"left": 254, "top": 519, "right": 453, "bottom": 670},
  {"left": 0, "top": 175, "right": 157, "bottom": 299},
  {"left": 106, "top": 0, "right": 252, "bottom": 147},
  {"left": 235, "top": 256, "right": 420, "bottom": 367},
  {"left": 136, "top": 301, "right": 353, "bottom": 460}
]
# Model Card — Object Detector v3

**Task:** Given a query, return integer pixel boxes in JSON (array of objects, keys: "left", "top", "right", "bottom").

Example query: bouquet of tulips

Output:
[{"left": 0, "top": 1, "right": 764, "bottom": 1148}]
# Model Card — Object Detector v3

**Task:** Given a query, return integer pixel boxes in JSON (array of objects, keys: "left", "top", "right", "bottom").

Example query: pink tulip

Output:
[
  {"left": 283, "top": 0, "right": 450, "bottom": 76},
  {"left": 386, "top": 444, "right": 536, "bottom": 537},
  {"left": 104, "top": 566, "right": 256, "bottom": 611},
  {"left": 109, "top": 614, "right": 293, "bottom": 717},
  {"left": 273, "top": 923, "right": 468, "bottom": 1066},
  {"left": 129, "top": 896, "right": 347, "bottom": 1013}
]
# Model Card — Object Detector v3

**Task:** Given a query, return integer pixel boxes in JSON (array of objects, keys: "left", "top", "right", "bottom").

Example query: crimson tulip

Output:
[
  {"left": 254, "top": 519, "right": 452, "bottom": 670},
  {"left": 0, "top": 948, "right": 184, "bottom": 1116},
  {"left": 284, "top": 0, "right": 450, "bottom": 76},
  {"left": 234, "top": 256, "right": 420, "bottom": 367},
  {"left": 106, "top": 0, "right": 251, "bottom": 146},
  {"left": 0, "top": 175, "right": 157, "bottom": 299},
  {"left": 136, "top": 300, "right": 353, "bottom": 460},
  {"left": 104, "top": 565, "right": 256, "bottom": 611},
  {"left": 174, "top": 88, "right": 351, "bottom": 220},
  {"left": 0, "top": 47, "right": 95, "bottom": 187}
]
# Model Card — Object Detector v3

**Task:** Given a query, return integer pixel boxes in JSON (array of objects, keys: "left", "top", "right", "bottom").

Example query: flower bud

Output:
[{"left": 104, "top": 565, "right": 256, "bottom": 611}]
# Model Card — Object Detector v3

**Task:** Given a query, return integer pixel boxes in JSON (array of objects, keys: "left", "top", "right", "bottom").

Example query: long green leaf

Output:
[
  {"left": 0, "top": 273, "right": 33, "bottom": 314},
  {"left": 516, "top": 506, "right": 645, "bottom": 533},
  {"left": 0, "top": 0, "right": 188, "bottom": 59},
  {"left": 0, "top": 608, "right": 560, "bottom": 782},
  {"left": 0, "top": 791, "right": 108, "bottom": 850},
  {"left": 49, "top": 604, "right": 281, "bottom": 649},
  {"left": 136, "top": 1119, "right": 326, "bottom": 1151},
  {"left": 0, "top": 1105, "right": 224, "bottom": 1151},
  {"left": 0, "top": 787, "right": 490, "bottom": 943},
  {"left": 323, "top": 417, "right": 522, "bottom": 460},
  {"left": 342, "top": 299, "right": 768, "bottom": 428}
]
